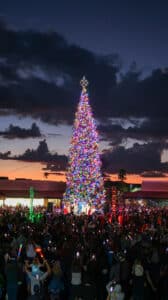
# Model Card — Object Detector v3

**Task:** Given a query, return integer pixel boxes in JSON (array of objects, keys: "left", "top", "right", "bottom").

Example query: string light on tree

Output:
[{"left": 64, "top": 76, "right": 105, "bottom": 213}]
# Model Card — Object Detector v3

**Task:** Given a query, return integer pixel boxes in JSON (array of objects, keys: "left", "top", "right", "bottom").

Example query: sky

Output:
[{"left": 0, "top": 0, "right": 168, "bottom": 183}]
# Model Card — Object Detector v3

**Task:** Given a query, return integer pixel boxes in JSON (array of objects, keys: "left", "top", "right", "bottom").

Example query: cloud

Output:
[
  {"left": 14, "top": 139, "right": 68, "bottom": 170},
  {"left": 0, "top": 122, "right": 42, "bottom": 139},
  {"left": 101, "top": 142, "right": 168, "bottom": 174},
  {"left": 125, "top": 118, "right": 168, "bottom": 142},
  {"left": 16, "top": 65, "right": 67, "bottom": 87},
  {"left": 98, "top": 117, "right": 168, "bottom": 146},
  {"left": 0, "top": 137, "right": 167, "bottom": 175},
  {"left": 0, "top": 19, "right": 168, "bottom": 130},
  {"left": 0, "top": 139, "right": 67, "bottom": 171},
  {"left": 99, "top": 68, "right": 168, "bottom": 125},
  {"left": 0, "top": 18, "right": 118, "bottom": 124},
  {"left": 0, "top": 19, "right": 168, "bottom": 176},
  {"left": 141, "top": 171, "right": 167, "bottom": 178},
  {"left": 0, "top": 151, "right": 11, "bottom": 159},
  {"left": 98, "top": 122, "right": 126, "bottom": 146}
]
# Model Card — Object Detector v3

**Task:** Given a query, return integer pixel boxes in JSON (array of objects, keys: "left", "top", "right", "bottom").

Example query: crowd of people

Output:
[{"left": 0, "top": 206, "right": 167, "bottom": 300}]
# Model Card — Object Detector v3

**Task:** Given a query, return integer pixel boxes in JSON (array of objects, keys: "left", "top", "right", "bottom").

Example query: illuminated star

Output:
[{"left": 80, "top": 76, "right": 89, "bottom": 92}]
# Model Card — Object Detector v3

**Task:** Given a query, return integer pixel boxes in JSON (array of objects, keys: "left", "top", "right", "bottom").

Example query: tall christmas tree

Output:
[{"left": 64, "top": 76, "right": 105, "bottom": 212}]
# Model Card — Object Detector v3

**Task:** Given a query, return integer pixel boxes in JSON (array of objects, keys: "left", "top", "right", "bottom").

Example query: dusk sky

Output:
[{"left": 0, "top": 1, "right": 168, "bottom": 183}]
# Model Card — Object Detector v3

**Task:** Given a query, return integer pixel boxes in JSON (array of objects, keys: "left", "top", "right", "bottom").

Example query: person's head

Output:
[
  {"left": 52, "top": 261, "right": 62, "bottom": 277},
  {"left": 33, "top": 257, "right": 40, "bottom": 265},
  {"left": 134, "top": 258, "right": 144, "bottom": 277}
]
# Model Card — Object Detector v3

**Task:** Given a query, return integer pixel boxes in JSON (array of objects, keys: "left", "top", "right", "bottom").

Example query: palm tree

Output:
[{"left": 118, "top": 169, "right": 127, "bottom": 182}]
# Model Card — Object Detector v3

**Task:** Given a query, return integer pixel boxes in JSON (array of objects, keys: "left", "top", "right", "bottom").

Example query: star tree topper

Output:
[{"left": 80, "top": 76, "right": 89, "bottom": 92}]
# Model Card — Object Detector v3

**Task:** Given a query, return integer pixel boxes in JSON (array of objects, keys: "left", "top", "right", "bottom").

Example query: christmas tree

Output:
[{"left": 64, "top": 76, "right": 105, "bottom": 213}]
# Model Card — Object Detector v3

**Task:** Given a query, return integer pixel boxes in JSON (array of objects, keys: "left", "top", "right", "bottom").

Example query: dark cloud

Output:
[
  {"left": 0, "top": 19, "right": 168, "bottom": 176},
  {"left": 101, "top": 142, "right": 168, "bottom": 174},
  {"left": 98, "top": 122, "right": 126, "bottom": 146},
  {"left": 13, "top": 139, "right": 167, "bottom": 175},
  {"left": 0, "top": 19, "right": 118, "bottom": 124},
  {"left": 109, "top": 68, "right": 168, "bottom": 120},
  {"left": 126, "top": 118, "right": 168, "bottom": 142},
  {"left": 99, "top": 117, "right": 168, "bottom": 146},
  {"left": 0, "top": 19, "right": 168, "bottom": 130},
  {"left": 98, "top": 121, "right": 127, "bottom": 146},
  {"left": 141, "top": 171, "right": 167, "bottom": 178},
  {"left": 0, "top": 139, "right": 67, "bottom": 173},
  {"left": 98, "top": 118, "right": 168, "bottom": 146},
  {"left": 0, "top": 122, "right": 41, "bottom": 139},
  {"left": 14, "top": 139, "right": 68, "bottom": 170},
  {"left": 0, "top": 19, "right": 168, "bottom": 141},
  {"left": 0, "top": 137, "right": 167, "bottom": 175},
  {"left": 0, "top": 151, "right": 11, "bottom": 159}
]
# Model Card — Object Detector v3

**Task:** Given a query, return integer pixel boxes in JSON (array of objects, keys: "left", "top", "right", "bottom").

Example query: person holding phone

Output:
[{"left": 25, "top": 257, "right": 51, "bottom": 297}]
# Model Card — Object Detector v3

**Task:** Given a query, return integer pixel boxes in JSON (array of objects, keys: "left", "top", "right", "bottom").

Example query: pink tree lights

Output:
[{"left": 64, "top": 76, "right": 105, "bottom": 213}]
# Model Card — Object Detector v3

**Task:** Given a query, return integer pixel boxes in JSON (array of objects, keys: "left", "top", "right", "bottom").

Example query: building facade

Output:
[
  {"left": 123, "top": 180, "right": 168, "bottom": 206},
  {"left": 0, "top": 178, "right": 66, "bottom": 208}
]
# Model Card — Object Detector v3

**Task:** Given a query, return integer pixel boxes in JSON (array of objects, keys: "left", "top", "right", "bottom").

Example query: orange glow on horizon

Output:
[
  {"left": 0, "top": 159, "right": 168, "bottom": 184},
  {"left": 108, "top": 173, "right": 143, "bottom": 184},
  {"left": 0, "top": 159, "right": 66, "bottom": 182}
]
